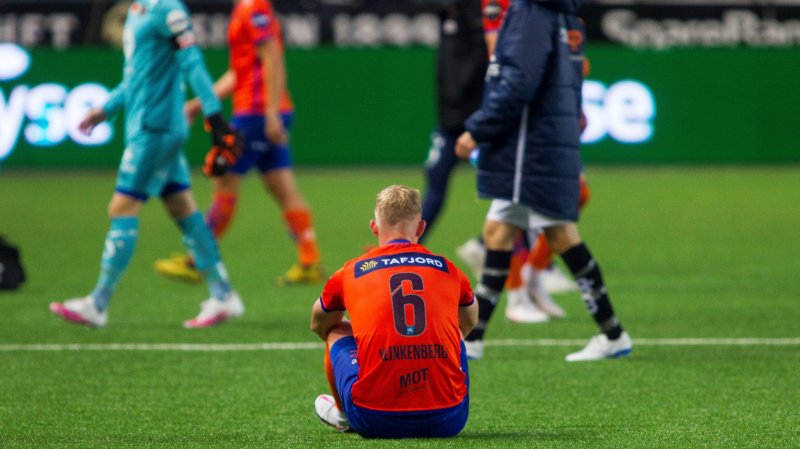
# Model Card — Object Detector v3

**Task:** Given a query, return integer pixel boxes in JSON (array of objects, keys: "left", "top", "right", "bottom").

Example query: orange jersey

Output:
[
  {"left": 481, "top": 0, "right": 510, "bottom": 33},
  {"left": 320, "top": 241, "right": 474, "bottom": 413},
  {"left": 228, "top": 0, "right": 293, "bottom": 115}
]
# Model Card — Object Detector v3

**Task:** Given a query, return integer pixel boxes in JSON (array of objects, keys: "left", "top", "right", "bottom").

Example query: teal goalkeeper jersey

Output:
[{"left": 102, "top": 0, "right": 220, "bottom": 139}]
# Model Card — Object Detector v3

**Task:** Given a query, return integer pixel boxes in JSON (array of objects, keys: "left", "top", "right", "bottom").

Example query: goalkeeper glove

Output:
[
  {"left": 203, "top": 113, "right": 242, "bottom": 177},
  {"left": 203, "top": 145, "right": 239, "bottom": 177}
]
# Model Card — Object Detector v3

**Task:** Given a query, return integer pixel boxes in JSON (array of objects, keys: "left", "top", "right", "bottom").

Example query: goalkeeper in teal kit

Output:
[{"left": 50, "top": 0, "right": 244, "bottom": 328}]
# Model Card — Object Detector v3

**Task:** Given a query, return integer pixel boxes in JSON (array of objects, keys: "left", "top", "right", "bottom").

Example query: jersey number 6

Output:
[{"left": 389, "top": 272, "right": 426, "bottom": 337}]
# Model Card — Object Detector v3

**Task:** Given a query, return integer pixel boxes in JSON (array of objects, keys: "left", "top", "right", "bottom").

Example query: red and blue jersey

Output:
[
  {"left": 228, "top": 0, "right": 293, "bottom": 116},
  {"left": 320, "top": 241, "right": 474, "bottom": 413}
]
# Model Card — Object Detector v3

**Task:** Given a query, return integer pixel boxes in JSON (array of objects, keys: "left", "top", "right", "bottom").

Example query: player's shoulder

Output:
[
  {"left": 441, "top": 254, "right": 468, "bottom": 279},
  {"left": 233, "top": 0, "right": 275, "bottom": 27},
  {"left": 150, "top": 0, "right": 188, "bottom": 13},
  {"left": 414, "top": 246, "right": 469, "bottom": 281},
  {"left": 340, "top": 244, "right": 462, "bottom": 278},
  {"left": 149, "top": 0, "right": 191, "bottom": 27},
  {"left": 238, "top": 0, "right": 274, "bottom": 13},
  {"left": 411, "top": 244, "right": 455, "bottom": 267}
]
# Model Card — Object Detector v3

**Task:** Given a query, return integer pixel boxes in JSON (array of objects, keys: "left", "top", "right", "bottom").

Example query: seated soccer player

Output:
[{"left": 310, "top": 185, "right": 478, "bottom": 438}]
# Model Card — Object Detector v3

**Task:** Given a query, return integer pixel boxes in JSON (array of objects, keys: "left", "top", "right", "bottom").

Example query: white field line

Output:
[
  {"left": 0, "top": 342, "right": 323, "bottom": 352},
  {"left": 488, "top": 338, "right": 800, "bottom": 347},
  {"left": 1, "top": 338, "right": 799, "bottom": 352}
]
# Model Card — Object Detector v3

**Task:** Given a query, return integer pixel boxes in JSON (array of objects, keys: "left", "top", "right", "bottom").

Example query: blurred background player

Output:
[
  {"left": 434, "top": 0, "right": 557, "bottom": 322},
  {"left": 458, "top": 0, "right": 590, "bottom": 320},
  {"left": 155, "top": 0, "right": 324, "bottom": 286},
  {"left": 420, "top": 0, "right": 486, "bottom": 242},
  {"left": 419, "top": 0, "right": 546, "bottom": 323},
  {"left": 50, "top": 0, "right": 243, "bottom": 329},
  {"left": 311, "top": 185, "right": 477, "bottom": 438},
  {"left": 455, "top": 0, "right": 632, "bottom": 361},
  {"left": 482, "top": 0, "right": 573, "bottom": 303}
]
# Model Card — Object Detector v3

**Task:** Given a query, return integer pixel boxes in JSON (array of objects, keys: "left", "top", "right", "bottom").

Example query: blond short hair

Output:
[{"left": 374, "top": 185, "right": 422, "bottom": 225}]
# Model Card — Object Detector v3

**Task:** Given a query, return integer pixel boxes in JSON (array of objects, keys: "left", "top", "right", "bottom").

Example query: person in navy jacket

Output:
[{"left": 455, "top": 0, "right": 633, "bottom": 361}]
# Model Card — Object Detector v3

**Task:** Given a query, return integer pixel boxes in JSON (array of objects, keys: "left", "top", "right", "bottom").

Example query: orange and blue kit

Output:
[
  {"left": 228, "top": 0, "right": 293, "bottom": 116},
  {"left": 319, "top": 240, "right": 473, "bottom": 437}
]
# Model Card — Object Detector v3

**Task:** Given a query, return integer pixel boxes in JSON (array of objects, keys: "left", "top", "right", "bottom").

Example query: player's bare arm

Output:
[
  {"left": 310, "top": 299, "right": 345, "bottom": 340},
  {"left": 484, "top": 31, "right": 498, "bottom": 55},
  {"left": 78, "top": 108, "right": 107, "bottom": 136},
  {"left": 458, "top": 300, "right": 479, "bottom": 339},
  {"left": 258, "top": 40, "right": 288, "bottom": 145},
  {"left": 185, "top": 69, "right": 237, "bottom": 123}
]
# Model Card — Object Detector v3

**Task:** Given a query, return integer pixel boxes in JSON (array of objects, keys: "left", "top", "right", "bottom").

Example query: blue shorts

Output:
[
  {"left": 230, "top": 113, "right": 293, "bottom": 175},
  {"left": 330, "top": 336, "right": 469, "bottom": 439},
  {"left": 115, "top": 130, "right": 190, "bottom": 201}
]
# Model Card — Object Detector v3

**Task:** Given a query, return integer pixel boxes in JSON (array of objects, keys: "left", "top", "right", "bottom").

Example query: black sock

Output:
[
  {"left": 465, "top": 249, "right": 512, "bottom": 342},
  {"left": 561, "top": 243, "right": 623, "bottom": 340}
]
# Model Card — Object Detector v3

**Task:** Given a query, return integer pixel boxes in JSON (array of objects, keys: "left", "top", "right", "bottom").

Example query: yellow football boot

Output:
[
  {"left": 276, "top": 263, "right": 325, "bottom": 286},
  {"left": 154, "top": 253, "right": 203, "bottom": 284}
]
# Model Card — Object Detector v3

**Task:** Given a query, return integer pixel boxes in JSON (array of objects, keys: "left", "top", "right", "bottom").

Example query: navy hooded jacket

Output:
[{"left": 465, "top": 0, "right": 585, "bottom": 221}]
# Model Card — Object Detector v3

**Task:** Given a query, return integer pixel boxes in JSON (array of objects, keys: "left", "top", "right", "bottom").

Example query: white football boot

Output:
[
  {"left": 314, "top": 394, "right": 350, "bottom": 432},
  {"left": 456, "top": 238, "right": 485, "bottom": 279},
  {"left": 504, "top": 287, "right": 549, "bottom": 323},
  {"left": 183, "top": 290, "right": 244, "bottom": 329},
  {"left": 521, "top": 263, "right": 566, "bottom": 318},
  {"left": 463, "top": 339, "right": 484, "bottom": 360},
  {"left": 49, "top": 296, "right": 108, "bottom": 328},
  {"left": 565, "top": 332, "right": 633, "bottom": 362},
  {"left": 541, "top": 265, "right": 578, "bottom": 294}
]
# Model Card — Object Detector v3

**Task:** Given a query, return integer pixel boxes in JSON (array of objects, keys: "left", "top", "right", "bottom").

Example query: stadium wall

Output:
[{"left": 1, "top": 44, "right": 798, "bottom": 167}]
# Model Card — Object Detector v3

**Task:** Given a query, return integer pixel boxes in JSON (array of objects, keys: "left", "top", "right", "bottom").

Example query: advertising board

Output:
[{"left": 2, "top": 43, "right": 798, "bottom": 166}]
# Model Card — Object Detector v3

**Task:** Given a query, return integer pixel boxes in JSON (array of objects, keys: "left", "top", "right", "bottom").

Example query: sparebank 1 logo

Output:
[
  {"left": 581, "top": 79, "right": 656, "bottom": 145},
  {"left": 0, "top": 43, "right": 112, "bottom": 161}
]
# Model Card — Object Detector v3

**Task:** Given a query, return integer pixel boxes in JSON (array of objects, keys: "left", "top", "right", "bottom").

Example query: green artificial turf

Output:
[{"left": 1, "top": 166, "right": 798, "bottom": 448}]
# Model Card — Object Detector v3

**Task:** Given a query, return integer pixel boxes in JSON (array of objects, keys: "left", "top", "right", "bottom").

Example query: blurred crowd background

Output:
[{"left": 1, "top": 0, "right": 799, "bottom": 168}]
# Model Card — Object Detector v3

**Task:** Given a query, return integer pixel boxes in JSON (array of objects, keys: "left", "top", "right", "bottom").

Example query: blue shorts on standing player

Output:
[{"left": 230, "top": 113, "right": 293, "bottom": 175}]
